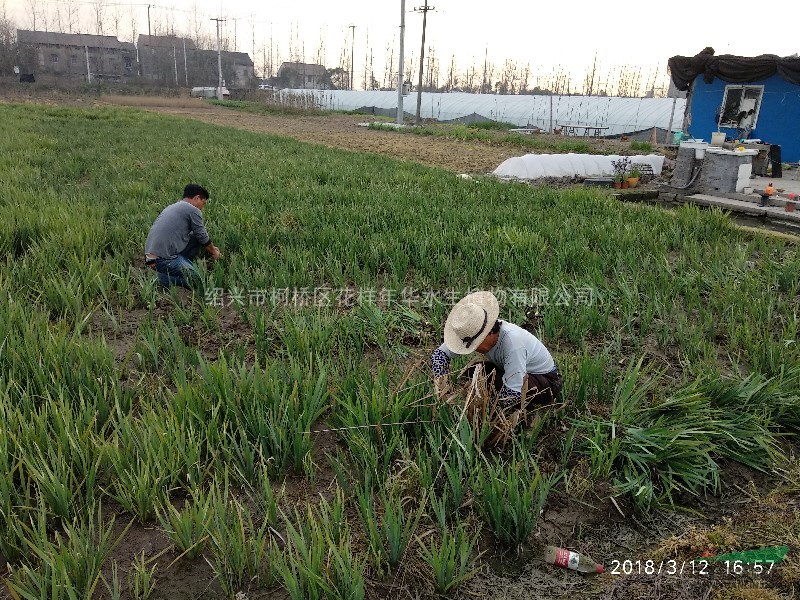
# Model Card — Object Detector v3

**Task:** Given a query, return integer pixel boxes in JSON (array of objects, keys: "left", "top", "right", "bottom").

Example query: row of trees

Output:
[
  {"left": 2, "top": 1, "right": 670, "bottom": 97},
  {"left": 0, "top": 2, "right": 15, "bottom": 76}
]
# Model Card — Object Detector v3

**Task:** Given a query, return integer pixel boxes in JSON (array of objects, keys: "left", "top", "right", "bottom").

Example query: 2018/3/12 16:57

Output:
[{"left": 609, "top": 559, "right": 777, "bottom": 576}]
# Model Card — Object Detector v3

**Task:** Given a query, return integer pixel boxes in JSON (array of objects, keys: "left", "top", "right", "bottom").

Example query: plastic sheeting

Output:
[
  {"left": 280, "top": 89, "right": 686, "bottom": 136},
  {"left": 669, "top": 51, "right": 800, "bottom": 91},
  {"left": 493, "top": 154, "right": 666, "bottom": 180}
]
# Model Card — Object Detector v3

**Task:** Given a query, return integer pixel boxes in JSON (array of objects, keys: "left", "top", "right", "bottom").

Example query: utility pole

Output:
[
  {"left": 85, "top": 45, "right": 91, "bottom": 82},
  {"left": 183, "top": 38, "right": 188, "bottom": 86},
  {"left": 666, "top": 96, "right": 677, "bottom": 144},
  {"left": 348, "top": 24, "right": 356, "bottom": 90},
  {"left": 173, "top": 45, "right": 178, "bottom": 85},
  {"left": 146, "top": 4, "right": 151, "bottom": 77},
  {"left": 396, "top": 0, "right": 406, "bottom": 124},
  {"left": 413, "top": 0, "right": 434, "bottom": 125},
  {"left": 211, "top": 17, "right": 226, "bottom": 100},
  {"left": 481, "top": 47, "right": 487, "bottom": 94}
]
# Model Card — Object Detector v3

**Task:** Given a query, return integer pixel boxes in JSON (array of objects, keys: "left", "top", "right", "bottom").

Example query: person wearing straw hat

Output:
[{"left": 431, "top": 291, "right": 563, "bottom": 410}]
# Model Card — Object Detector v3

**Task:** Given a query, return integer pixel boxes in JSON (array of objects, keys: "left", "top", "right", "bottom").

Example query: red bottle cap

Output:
[{"left": 597, "top": 564, "right": 604, "bottom": 574}]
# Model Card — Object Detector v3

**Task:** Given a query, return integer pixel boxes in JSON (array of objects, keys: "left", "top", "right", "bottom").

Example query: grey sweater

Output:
[{"left": 145, "top": 200, "right": 211, "bottom": 259}]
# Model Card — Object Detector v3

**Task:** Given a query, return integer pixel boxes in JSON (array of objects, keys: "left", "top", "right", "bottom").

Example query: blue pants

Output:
[{"left": 151, "top": 239, "right": 203, "bottom": 290}]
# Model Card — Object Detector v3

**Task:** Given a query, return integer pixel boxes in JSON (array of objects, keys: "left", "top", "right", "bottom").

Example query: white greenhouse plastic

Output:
[
  {"left": 280, "top": 89, "right": 686, "bottom": 136},
  {"left": 493, "top": 154, "right": 666, "bottom": 180}
]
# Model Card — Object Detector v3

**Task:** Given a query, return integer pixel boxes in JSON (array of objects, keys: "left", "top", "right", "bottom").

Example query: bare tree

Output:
[
  {"left": 162, "top": 5, "right": 176, "bottom": 38},
  {"left": 289, "top": 22, "right": 302, "bottom": 63},
  {"left": 483, "top": 60, "right": 495, "bottom": 94},
  {"left": 519, "top": 62, "right": 531, "bottom": 94},
  {"left": 425, "top": 45, "right": 439, "bottom": 90},
  {"left": 24, "top": 0, "right": 36, "bottom": 30},
  {"left": 480, "top": 49, "right": 496, "bottom": 94},
  {"left": 93, "top": 0, "right": 106, "bottom": 36},
  {"left": 0, "top": 1, "right": 17, "bottom": 76},
  {"left": 461, "top": 61, "right": 477, "bottom": 92},
  {"left": 25, "top": 0, "right": 47, "bottom": 31},
  {"left": 110, "top": 3, "right": 123, "bottom": 39},
  {"left": 314, "top": 27, "right": 326, "bottom": 66},
  {"left": 363, "top": 29, "right": 369, "bottom": 90},
  {"left": 444, "top": 54, "right": 458, "bottom": 92},
  {"left": 498, "top": 59, "right": 519, "bottom": 94},
  {"left": 405, "top": 50, "right": 415, "bottom": 85},
  {"left": 382, "top": 41, "right": 394, "bottom": 89},
  {"left": 338, "top": 34, "right": 349, "bottom": 88},
  {"left": 54, "top": 1, "right": 79, "bottom": 34},
  {"left": 191, "top": 2, "right": 204, "bottom": 48},
  {"left": 54, "top": 3, "right": 66, "bottom": 32},
  {"left": 582, "top": 54, "right": 598, "bottom": 96}
]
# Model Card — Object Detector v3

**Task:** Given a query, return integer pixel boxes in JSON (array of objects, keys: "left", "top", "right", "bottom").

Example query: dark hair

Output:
[
  {"left": 183, "top": 184, "right": 209, "bottom": 200},
  {"left": 490, "top": 320, "right": 501, "bottom": 335}
]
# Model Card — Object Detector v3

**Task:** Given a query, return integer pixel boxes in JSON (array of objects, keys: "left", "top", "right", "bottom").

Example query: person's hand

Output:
[
  {"left": 434, "top": 375, "right": 452, "bottom": 400},
  {"left": 207, "top": 245, "right": 221, "bottom": 260}
]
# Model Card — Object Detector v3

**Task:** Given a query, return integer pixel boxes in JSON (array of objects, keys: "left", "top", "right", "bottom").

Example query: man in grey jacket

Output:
[{"left": 145, "top": 184, "right": 221, "bottom": 289}]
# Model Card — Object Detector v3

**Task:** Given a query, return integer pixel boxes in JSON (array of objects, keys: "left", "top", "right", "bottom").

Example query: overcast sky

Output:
[{"left": 7, "top": 0, "right": 800, "bottom": 92}]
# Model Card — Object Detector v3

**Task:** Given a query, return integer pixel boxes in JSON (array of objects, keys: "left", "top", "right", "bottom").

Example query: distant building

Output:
[
  {"left": 137, "top": 34, "right": 195, "bottom": 83},
  {"left": 16, "top": 30, "right": 137, "bottom": 81},
  {"left": 277, "top": 62, "right": 328, "bottom": 89},
  {"left": 137, "top": 34, "right": 253, "bottom": 88},
  {"left": 225, "top": 52, "right": 255, "bottom": 88}
]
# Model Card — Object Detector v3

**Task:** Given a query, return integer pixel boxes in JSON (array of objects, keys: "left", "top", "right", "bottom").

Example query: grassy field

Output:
[{"left": 0, "top": 102, "right": 799, "bottom": 599}]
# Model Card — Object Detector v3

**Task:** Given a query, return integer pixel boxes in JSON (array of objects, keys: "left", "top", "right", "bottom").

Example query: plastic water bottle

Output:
[{"left": 544, "top": 545, "right": 604, "bottom": 574}]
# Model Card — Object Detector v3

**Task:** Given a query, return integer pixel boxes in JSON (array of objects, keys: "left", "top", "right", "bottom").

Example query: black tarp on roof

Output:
[{"left": 668, "top": 48, "right": 800, "bottom": 91}]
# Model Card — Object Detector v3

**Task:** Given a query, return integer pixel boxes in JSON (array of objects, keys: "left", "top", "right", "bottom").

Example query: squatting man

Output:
[
  {"left": 145, "top": 184, "right": 221, "bottom": 289},
  {"left": 431, "top": 291, "right": 563, "bottom": 410}
]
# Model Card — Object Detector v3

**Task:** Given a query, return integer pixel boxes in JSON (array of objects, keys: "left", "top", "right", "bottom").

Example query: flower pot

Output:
[
  {"left": 627, "top": 177, "right": 639, "bottom": 188},
  {"left": 787, "top": 202, "right": 796, "bottom": 213},
  {"left": 621, "top": 181, "right": 629, "bottom": 189},
  {"left": 613, "top": 181, "right": 622, "bottom": 189}
]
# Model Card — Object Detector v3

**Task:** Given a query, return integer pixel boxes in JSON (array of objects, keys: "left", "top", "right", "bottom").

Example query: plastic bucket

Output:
[{"left": 711, "top": 132, "right": 726, "bottom": 146}]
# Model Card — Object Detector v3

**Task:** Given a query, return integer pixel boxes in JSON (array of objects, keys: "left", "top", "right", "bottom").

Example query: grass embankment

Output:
[
  {"left": 0, "top": 103, "right": 798, "bottom": 599},
  {"left": 209, "top": 98, "right": 327, "bottom": 117},
  {"left": 368, "top": 120, "right": 596, "bottom": 153}
]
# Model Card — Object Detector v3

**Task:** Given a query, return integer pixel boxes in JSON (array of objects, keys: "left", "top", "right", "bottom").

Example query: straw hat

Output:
[{"left": 443, "top": 291, "right": 500, "bottom": 354}]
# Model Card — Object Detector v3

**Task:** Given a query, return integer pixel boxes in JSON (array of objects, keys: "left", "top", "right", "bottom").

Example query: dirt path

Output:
[
  {"left": 2, "top": 92, "right": 638, "bottom": 174},
  {"left": 139, "top": 104, "right": 519, "bottom": 174}
]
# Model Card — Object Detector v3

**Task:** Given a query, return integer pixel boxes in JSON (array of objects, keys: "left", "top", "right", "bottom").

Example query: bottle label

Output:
[{"left": 555, "top": 548, "right": 580, "bottom": 570}]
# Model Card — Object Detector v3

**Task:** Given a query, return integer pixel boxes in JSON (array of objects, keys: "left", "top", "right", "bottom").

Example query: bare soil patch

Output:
[
  {"left": 90, "top": 99, "right": 636, "bottom": 176},
  {"left": 136, "top": 104, "right": 522, "bottom": 174}
]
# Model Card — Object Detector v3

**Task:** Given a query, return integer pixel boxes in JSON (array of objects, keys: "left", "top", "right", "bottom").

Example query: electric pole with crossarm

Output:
[
  {"left": 348, "top": 24, "right": 356, "bottom": 90},
  {"left": 413, "top": 0, "right": 434, "bottom": 125},
  {"left": 211, "top": 17, "right": 226, "bottom": 100}
]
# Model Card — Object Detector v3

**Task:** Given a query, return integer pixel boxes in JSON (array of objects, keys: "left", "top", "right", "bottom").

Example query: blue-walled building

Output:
[{"left": 669, "top": 51, "right": 800, "bottom": 163}]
